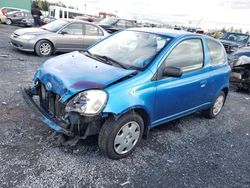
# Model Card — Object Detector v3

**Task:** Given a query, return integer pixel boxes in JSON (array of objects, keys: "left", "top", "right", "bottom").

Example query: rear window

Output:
[{"left": 206, "top": 39, "right": 225, "bottom": 66}]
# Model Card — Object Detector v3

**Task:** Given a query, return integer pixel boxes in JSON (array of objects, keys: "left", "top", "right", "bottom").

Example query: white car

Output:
[{"left": 0, "top": 7, "right": 24, "bottom": 24}]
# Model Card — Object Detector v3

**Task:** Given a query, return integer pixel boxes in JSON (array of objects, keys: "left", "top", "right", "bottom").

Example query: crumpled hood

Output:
[
  {"left": 34, "top": 51, "right": 135, "bottom": 101},
  {"left": 14, "top": 28, "right": 50, "bottom": 36},
  {"left": 220, "top": 39, "right": 244, "bottom": 47}
]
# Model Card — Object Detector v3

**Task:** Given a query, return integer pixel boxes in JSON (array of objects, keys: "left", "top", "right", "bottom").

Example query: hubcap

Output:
[
  {"left": 6, "top": 19, "right": 11, "bottom": 25},
  {"left": 213, "top": 95, "right": 224, "bottom": 115},
  {"left": 114, "top": 121, "right": 140, "bottom": 155},
  {"left": 40, "top": 43, "right": 51, "bottom": 56}
]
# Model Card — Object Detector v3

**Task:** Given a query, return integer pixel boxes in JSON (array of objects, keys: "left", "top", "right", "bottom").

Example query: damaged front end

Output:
[
  {"left": 22, "top": 82, "right": 107, "bottom": 144},
  {"left": 230, "top": 56, "right": 250, "bottom": 91}
]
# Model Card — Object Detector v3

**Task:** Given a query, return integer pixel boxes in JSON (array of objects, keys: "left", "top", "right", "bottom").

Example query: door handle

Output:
[{"left": 200, "top": 80, "right": 207, "bottom": 88}]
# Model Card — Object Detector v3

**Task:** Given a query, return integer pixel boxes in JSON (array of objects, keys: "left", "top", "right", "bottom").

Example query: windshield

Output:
[
  {"left": 41, "top": 19, "right": 68, "bottom": 32},
  {"left": 88, "top": 30, "right": 172, "bottom": 69},
  {"left": 221, "top": 33, "right": 249, "bottom": 44},
  {"left": 99, "top": 17, "right": 118, "bottom": 25}
]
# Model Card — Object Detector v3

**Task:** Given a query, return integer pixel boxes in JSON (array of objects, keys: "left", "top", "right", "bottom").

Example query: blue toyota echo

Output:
[{"left": 23, "top": 28, "right": 231, "bottom": 159}]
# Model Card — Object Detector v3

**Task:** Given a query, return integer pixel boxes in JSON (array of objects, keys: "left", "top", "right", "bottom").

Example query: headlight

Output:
[
  {"left": 65, "top": 90, "right": 108, "bottom": 115},
  {"left": 19, "top": 34, "right": 36, "bottom": 40}
]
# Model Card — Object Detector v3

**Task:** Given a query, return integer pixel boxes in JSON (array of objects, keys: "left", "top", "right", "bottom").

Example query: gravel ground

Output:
[{"left": 0, "top": 24, "right": 250, "bottom": 188}]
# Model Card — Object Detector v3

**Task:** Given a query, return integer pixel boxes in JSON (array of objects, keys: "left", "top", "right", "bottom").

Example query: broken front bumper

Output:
[{"left": 22, "top": 88, "right": 74, "bottom": 136}]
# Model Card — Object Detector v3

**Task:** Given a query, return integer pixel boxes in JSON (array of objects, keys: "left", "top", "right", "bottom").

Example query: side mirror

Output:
[
  {"left": 60, "top": 31, "right": 68, "bottom": 35},
  {"left": 247, "top": 42, "right": 250, "bottom": 46},
  {"left": 163, "top": 66, "right": 183, "bottom": 77}
]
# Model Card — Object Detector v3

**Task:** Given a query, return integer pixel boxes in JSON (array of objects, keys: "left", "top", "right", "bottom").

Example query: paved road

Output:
[{"left": 0, "top": 24, "right": 249, "bottom": 188}]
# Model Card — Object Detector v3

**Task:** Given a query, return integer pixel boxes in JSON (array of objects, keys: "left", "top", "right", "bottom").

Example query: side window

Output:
[
  {"left": 116, "top": 20, "right": 126, "bottom": 28},
  {"left": 64, "top": 11, "right": 67, "bottom": 18},
  {"left": 7, "top": 8, "right": 18, "bottom": 13},
  {"left": 164, "top": 39, "right": 204, "bottom": 72},
  {"left": 61, "top": 23, "right": 83, "bottom": 35},
  {"left": 206, "top": 39, "right": 225, "bottom": 66},
  {"left": 85, "top": 24, "right": 103, "bottom": 36},
  {"left": 126, "top": 21, "right": 134, "bottom": 28}
]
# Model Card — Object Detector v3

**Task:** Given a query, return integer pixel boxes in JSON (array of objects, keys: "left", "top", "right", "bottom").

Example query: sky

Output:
[{"left": 48, "top": 0, "right": 250, "bottom": 31}]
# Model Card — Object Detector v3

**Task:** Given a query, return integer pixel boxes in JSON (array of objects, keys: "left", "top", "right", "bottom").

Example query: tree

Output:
[
  {"left": 32, "top": 0, "right": 49, "bottom": 11},
  {"left": 221, "top": 27, "right": 226, "bottom": 33}
]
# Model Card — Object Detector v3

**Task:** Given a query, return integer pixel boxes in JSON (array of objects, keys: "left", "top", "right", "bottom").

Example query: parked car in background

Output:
[
  {"left": 23, "top": 28, "right": 230, "bottom": 159},
  {"left": 220, "top": 32, "right": 250, "bottom": 54},
  {"left": 186, "top": 28, "right": 196, "bottom": 33},
  {"left": 41, "top": 16, "right": 56, "bottom": 25},
  {"left": 75, "top": 15, "right": 94, "bottom": 22},
  {"left": 10, "top": 19, "right": 109, "bottom": 56},
  {"left": 0, "top": 7, "right": 24, "bottom": 24},
  {"left": 98, "top": 17, "right": 137, "bottom": 33},
  {"left": 228, "top": 47, "right": 250, "bottom": 91},
  {"left": 6, "top": 10, "right": 33, "bottom": 26},
  {"left": 75, "top": 16, "right": 102, "bottom": 23}
]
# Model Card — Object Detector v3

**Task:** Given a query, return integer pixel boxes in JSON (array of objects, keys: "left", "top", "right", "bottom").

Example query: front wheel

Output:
[
  {"left": 203, "top": 91, "right": 226, "bottom": 118},
  {"left": 98, "top": 112, "right": 144, "bottom": 159},
  {"left": 6, "top": 19, "right": 12, "bottom": 25},
  {"left": 35, "top": 40, "right": 53, "bottom": 56}
]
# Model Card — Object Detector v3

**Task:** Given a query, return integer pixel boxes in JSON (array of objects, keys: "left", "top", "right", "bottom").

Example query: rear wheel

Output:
[
  {"left": 98, "top": 112, "right": 144, "bottom": 159},
  {"left": 203, "top": 91, "right": 225, "bottom": 118},
  {"left": 6, "top": 19, "right": 12, "bottom": 25},
  {"left": 35, "top": 40, "right": 53, "bottom": 57}
]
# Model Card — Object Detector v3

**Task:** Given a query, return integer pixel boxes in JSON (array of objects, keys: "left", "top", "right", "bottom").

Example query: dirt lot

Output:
[{"left": 0, "top": 24, "right": 249, "bottom": 188}]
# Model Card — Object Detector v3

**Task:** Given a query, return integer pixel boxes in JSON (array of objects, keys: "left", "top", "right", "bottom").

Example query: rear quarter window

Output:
[{"left": 206, "top": 39, "right": 226, "bottom": 66}]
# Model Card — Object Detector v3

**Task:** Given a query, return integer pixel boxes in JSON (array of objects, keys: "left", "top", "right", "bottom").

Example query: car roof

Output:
[
  {"left": 8, "top": 10, "right": 29, "bottom": 14},
  {"left": 127, "top": 27, "right": 201, "bottom": 38},
  {"left": 61, "top": 19, "right": 99, "bottom": 25}
]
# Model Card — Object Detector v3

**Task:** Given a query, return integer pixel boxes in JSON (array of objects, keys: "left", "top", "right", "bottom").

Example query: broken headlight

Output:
[{"left": 65, "top": 90, "right": 107, "bottom": 116}]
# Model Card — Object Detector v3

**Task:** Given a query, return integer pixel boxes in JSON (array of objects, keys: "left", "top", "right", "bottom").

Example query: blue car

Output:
[{"left": 23, "top": 28, "right": 231, "bottom": 159}]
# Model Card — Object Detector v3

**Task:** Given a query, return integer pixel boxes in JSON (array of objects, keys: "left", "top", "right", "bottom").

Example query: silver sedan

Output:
[{"left": 10, "top": 19, "right": 109, "bottom": 56}]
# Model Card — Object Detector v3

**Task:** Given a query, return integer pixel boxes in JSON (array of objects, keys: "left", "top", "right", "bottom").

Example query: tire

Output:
[
  {"left": 98, "top": 112, "right": 144, "bottom": 159},
  {"left": 6, "top": 19, "right": 12, "bottom": 25},
  {"left": 203, "top": 91, "right": 226, "bottom": 119},
  {"left": 35, "top": 40, "right": 53, "bottom": 57}
]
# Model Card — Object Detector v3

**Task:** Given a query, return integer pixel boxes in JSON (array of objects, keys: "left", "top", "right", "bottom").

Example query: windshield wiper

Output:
[
  {"left": 92, "top": 54, "right": 128, "bottom": 69},
  {"left": 84, "top": 51, "right": 112, "bottom": 66}
]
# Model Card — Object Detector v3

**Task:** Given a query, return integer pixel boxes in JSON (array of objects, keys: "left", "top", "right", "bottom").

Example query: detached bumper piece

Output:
[{"left": 22, "top": 85, "right": 104, "bottom": 140}]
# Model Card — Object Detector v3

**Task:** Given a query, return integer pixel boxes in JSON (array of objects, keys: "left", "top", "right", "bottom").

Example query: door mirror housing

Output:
[
  {"left": 163, "top": 66, "right": 183, "bottom": 77},
  {"left": 247, "top": 42, "right": 250, "bottom": 46}
]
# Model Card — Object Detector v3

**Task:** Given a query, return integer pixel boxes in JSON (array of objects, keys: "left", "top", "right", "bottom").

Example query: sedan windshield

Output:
[
  {"left": 41, "top": 19, "right": 68, "bottom": 32},
  {"left": 221, "top": 33, "right": 249, "bottom": 44},
  {"left": 88, "top": 30, "right": 172, "bottom": 69}
]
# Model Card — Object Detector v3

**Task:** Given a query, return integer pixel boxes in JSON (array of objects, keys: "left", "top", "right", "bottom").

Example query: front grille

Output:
[{"left": 39, "top": 84, "right": 65, "bottom": 119}]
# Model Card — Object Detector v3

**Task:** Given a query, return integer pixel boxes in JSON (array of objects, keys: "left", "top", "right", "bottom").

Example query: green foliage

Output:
[{"left": 32, "top": 0, "right": 49, "bottom": 11}]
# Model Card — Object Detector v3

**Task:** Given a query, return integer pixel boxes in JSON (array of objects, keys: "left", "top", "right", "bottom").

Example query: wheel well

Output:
[
  {"left": 222, "top": 87, "right": 229, "bottom": 97},
  {"left": 35, "top": 39, "right": 55, "bottom": 51},
  {"left": 125, "top": 108, "right": 150, "bottom": 137}
]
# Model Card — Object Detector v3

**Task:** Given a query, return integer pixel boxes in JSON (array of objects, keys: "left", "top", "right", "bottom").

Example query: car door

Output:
[
  {"left": 11, "top": 12, "right": 23, "bottom": 23},
  {"left": 83, "top": 24, "right": 104, "bottom": 49},
  {"left": 153, "top": 38, "right": 211, "bottom": 124},
  {"left": 56, "top": 23, "right": 84, "bottom": 51}
]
